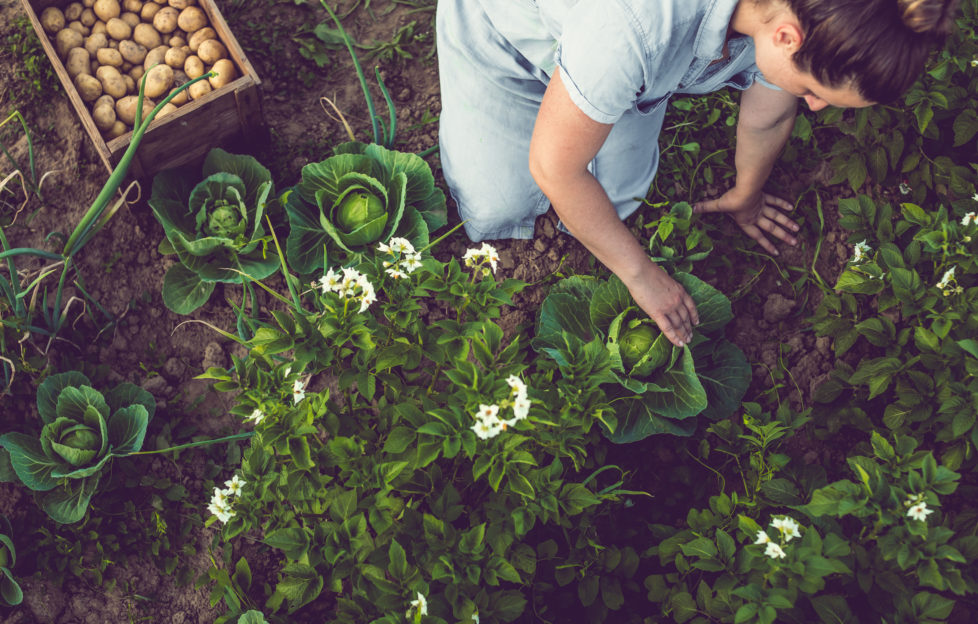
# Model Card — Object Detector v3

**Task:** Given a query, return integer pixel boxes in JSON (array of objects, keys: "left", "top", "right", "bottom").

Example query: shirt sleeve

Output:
[{"left": 554, "top": 1, "right": 659, "bottom": 125}]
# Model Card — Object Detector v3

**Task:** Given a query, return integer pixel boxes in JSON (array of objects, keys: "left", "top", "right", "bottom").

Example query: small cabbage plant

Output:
[
  {"left": 149, "top": 148, "right": 277, "bottom": 314},
  {"left": 533, "top": 272, "right": 749, "bottom": 442},
  {"left": 0, "top": 372, "right": 155, "bottom": 524},
  {"left": 285, "top": 141, "right": 446, "bottom": 274},
  {"left": 0, "top": 516, "right": 21, "bottom": 607}
]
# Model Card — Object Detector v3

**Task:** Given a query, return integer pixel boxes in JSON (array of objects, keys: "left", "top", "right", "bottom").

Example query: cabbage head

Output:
[
  {"left": 0, "top": 372, "right": 155, "bottom": 523},
  {"left": 533, "top": 272, "right": 749, "bottom": 442},
  {"left": 149, "top": 148, "right": 277, "bottom": 314},
  {"left": 285, "top": 142, "right": 446, "bottom": 274}
]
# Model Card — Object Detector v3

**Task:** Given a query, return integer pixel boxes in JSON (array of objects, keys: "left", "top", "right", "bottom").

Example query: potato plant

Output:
[{"left": 39, "top": 0, "right": 240, "bottom": 140}]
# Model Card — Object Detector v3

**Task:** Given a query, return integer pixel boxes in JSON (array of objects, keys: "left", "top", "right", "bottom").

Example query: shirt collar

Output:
[{"left": 692, "top": 0, "right": 740, "bottom": 60}]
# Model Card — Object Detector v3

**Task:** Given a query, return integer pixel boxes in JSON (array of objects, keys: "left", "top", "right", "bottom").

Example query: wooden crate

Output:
[{"left": 21, "top": 0, "right": 266, "bottom": 179}]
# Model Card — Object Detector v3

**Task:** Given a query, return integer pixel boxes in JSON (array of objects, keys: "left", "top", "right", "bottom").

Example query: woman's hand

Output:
[
  {"left": 693, "top": 188, "right": 800, "bottom": 256},
  {"left": 623, "top": 261, "right": 699, "bottom": 347}
]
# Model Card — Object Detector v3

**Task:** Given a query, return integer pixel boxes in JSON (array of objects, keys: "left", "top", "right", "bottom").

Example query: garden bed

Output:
[{"left": 1, "top": 1, "right": 976, "bottom": 623}]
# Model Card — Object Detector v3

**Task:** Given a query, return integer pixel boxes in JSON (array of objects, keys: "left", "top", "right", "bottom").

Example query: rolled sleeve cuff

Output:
[{"left": 555, "top": 48, "right": 624, "bottom": 125}]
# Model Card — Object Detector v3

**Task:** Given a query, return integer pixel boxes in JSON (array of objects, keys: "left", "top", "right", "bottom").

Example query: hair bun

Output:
[{"left": 898, "top": 0, "right": 960, "bottom": 34}]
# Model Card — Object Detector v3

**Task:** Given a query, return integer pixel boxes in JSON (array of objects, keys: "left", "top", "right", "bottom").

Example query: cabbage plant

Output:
[
  {"left": 149, "top": 148, "right": 277, "bottom": 314},
  {"left": 533, "top": 272, "right": 749, "bottom": 442},
  {"left": 285, "top": 141, "right": 446, "bottom": 274},
  {"left": 0, "top": 372, "right": 155, "bottom": 524}
]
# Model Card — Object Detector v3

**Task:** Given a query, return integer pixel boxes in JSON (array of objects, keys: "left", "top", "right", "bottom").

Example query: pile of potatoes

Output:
[{"left": 40, "top": 0, "right": 239, "bottom": 140}]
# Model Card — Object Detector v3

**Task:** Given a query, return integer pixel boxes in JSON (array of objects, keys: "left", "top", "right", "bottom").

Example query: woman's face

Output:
[{"left": 749, "top": 14, "right": 875, "bottom": 111}]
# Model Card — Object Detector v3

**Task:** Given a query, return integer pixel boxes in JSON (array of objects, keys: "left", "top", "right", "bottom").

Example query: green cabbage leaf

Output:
[
  {"left": 533, "top": 272, "right": 749, "bottom": 443},
  {"left": 149, "top": 148, "right": 277, "bottom": 314},
  {"left": 0, "top": 372, "right": 155, "bottom": 523},
  {"left": 285, "top": 141, "right": 446, "bottom": 274}
]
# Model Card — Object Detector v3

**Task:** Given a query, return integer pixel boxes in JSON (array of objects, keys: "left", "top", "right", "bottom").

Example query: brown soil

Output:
[{"left": 0, "top": 0, "right": 861, "bottom": 622}]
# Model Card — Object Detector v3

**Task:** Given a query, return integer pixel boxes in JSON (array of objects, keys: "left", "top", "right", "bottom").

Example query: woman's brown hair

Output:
[{"left": 784, "top": 0, "right": 961, "bottom": 103}]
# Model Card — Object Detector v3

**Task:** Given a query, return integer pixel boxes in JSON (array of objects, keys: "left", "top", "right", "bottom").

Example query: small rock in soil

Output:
[
  {"left": 762, "top": 293, "right": 796, "bottom": 323},
  {"left": 540, "top": 217, "right": 556, "bottom": 239},
  {"left": 533, "top": 239, "right": 547, "bottom": 253},
  {"left": 815, "top": 336, "right": 832, "bottom": 355},
  {"left": 202, "top": 341, "right": 225, "bottom": 370},
  {"left": 164, "top": 357, "right": 187, "bottom": 381},
  {"left": 141, "top": 374, "right": 169, "bottom": 397},
  {"left": 498, "top": 248, "right": 516, "bottom": 270}
]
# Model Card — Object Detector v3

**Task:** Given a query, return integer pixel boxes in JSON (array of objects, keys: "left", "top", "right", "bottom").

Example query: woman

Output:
[{"left": 436, "top": 0, "right": 959, "bottom": 347}]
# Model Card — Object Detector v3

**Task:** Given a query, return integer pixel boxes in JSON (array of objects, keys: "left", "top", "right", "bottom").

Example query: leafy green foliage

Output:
[
  {"left": 150, "top": 148, "right": 278, "bottom": 314},
  {"left": 533, "top": 272, "right": 749, "bottom": 442},
  {"left": 0, "top": 372, "right": 154, "bottom": 523},
  {"left": 285, "top": 141, "right": 446, "bottom": 274},
  {"left": 0, "top": 516, "right": 22, "bottom": 606}
]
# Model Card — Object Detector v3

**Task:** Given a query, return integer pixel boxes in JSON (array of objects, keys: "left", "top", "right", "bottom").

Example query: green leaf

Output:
[
  {"left": 870, "top": 431, "right": 896, "bottom": 461},
  {"left": 387, "top": 539, "right": 407, "bottom": 580},
  {"left": 104, "top": 383, "right": 156, "bottom": 423},
  {"left": 36, "top": 372, "right": 91, "bottom": 424},
  {"left": 275, "top": 563, "right": 323, "bottom": 613},
  {"left": 578, "top": 574, "right": 599, "bottom": 607},
  {"left": 911, "top": 591, "right": 954, "bottom": 619},
  {"left": 0, "top": 433, "right": 61, "bottom": 491},
  {"left": 810, "top": 595, "right": 856, "bottom": 624},
  {"left": 671, "top": 591, "right": 698, "bottom": 623},
  {"left": 162, "top": 263, "right": 216, "bottom": 315},
  {"left": 759, "top": 478, "right": 803, "bottom": 505},
  {"left": 600, "top": 575, "right": 624, "bottom": 610},
  {"left": 236, "top": 611, "right": 268, "bottom": 624},
  {"left": 108, "top": 405, "right": 150, "bottom": 454},
  {"left": 1, "top": 567, "right": 23, "bottom": 606},
  {"left": 233, "top": 557, "right": 252, "bottom": 592},
  {"left": 680, "top": 537, "right": 718, "bottom": 559},
  {"left": 37, "top": 475, "right": 99, "bottom": 524},
  {"left": 264, "top": 527, "right": 311, "bottom": 560},
  {"left": 287, "top": 437, "right": 315, "bottom": 470}
]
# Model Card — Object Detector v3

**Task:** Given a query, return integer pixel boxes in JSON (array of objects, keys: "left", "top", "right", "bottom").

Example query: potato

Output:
[
  {"left": 157, "top": 102, "right": 178, "bottom": 117},
  {"left": 168, "top": 35, "right": 186, "bottom": 47},
  {"left": 123, "top": 0, "right": 143, "bottom": 12},
  {"left": 83, "top": 0, "right": 96, "bottom": 6},
  {"left": 108, "top": 39, "right": 119, "bottom": 49},
  {"left": 64, "top": 3, "right": 83, "bottom": 21},
  {"left": 187, "top": 26, "right": 215, "bottom": 52},
  {"left": 92, "top": 97, "right": 117, "bottom": 131},
  {"left": 105, "top": 17, "right": 131, "bottom": 40},
  {"left": 56, "top": 29, "right": 84, "bottom": 58},
  {"left": 124, "top": 75, "right": 136, "bottom": 93},
  {"left": 80, "top": 8, "right": 97, "bottom": 26},
  {"left": 74, "top": 73, "right": 103, "bottom": 101},
  {"left": 153, "top": 7, "right": 179, "bottom": 33},
  {"left": 144, "top": 45, "right": 168, "bottom": 70},
  {"left": 163, "top": 46, "right": 187, "bottom": 68},
  {"left": 208, "top": 58, "right": 236, "bottom": 90},
  {"left": 40, "top": 7, "right": 66, "bottom": 34},
  {"left": 119, "top": 39, "right": 148, "bottom": 64},
  {"left": 65, "top": 47, "right": 91, "bottom": 78},
  {"left": 84, "top": 32, "right": 108, "bottom": 56},
  {"left": 91, "top": 21, "right": 107, "bottom": 34},
  {"left": 133, "top": 23, "right": 162, "bottom": 49},
  {"left": 115, "top": 95, "right": 155, "bottom": 125},
  {"left": 122, "top": 60, "right": 132, "bottom": 71},
  {"left": 105, "top": 120, "right": 128, "bottom": 139},
  {"left": 196, "top": 39, "right": 226, "bottom": 65},
  {"left": 120, "top": 12, "right": 141, "bottom": 28},
  {"left": 140, "top": 3, "right": 161, "bottom": 21},
  {"left": 183, "top": 55, "right": 204, "bottom": 79},
  {"left": 97, "top": 65, "right": 128, "bottom": 98},
  {"left": 93, "top": 0, "right": 121, "bottom": 22},
  {"left": 188, "top": 80, "right": 211, "bottom": 100},
  {"left": 96, "top": 47, "right": 124, "bottom": 67},
  {"left": 129, "top": 65, "right": 145, "bottom": 82},
  {"left": 143, "top": 63, "right": 173, "bottom": 98},
  {"left": 167, "top": 85, "right": 188, "bottom": 106},
  {"left": 176, "top": 6, "right": 206, "bottom": 33},
  {"left": 168, "top": 0, "right": 196, "bottom": 9},
  {"left": 67, "top": 21, "right": 90, "bottom": 36}
]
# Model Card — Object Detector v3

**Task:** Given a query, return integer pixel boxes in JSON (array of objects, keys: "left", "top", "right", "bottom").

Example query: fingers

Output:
[
  {"left": 691, "top": 198, "right": 725, "bottom": 214},
  {"left": 655, "top": 292, "right": 698, "bottom": 347}
]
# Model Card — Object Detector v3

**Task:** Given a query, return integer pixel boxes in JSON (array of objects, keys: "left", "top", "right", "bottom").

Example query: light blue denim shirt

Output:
[{"left": 478, "top": 0, "right": 772, "bottom": 124}]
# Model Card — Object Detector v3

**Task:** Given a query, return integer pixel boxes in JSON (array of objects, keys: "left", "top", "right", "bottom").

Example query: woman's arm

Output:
[
  {"left": 529, "top": 69, "right": 698, "bottom": 347},
  {"left": 693, "top": 81, "right": 801, "bottom": 255}
]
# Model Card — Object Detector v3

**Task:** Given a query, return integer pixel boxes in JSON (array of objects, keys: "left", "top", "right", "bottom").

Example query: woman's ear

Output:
[{"left": 772, "top": 22, "right": 804, "bottom": 53}]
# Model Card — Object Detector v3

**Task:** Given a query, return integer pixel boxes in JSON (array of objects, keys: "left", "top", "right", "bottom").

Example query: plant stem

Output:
[{"left": 125, "top": 432, "right": 254, "bottom": 456}]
